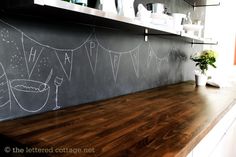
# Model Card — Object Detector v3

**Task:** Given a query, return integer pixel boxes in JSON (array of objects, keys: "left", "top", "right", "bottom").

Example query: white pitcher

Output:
[
  {"left": 116, "top": 0, "right": 135, "bottom": 18},
  {"left": 96, "top": 0, "right": 117, "bottom": 14}
]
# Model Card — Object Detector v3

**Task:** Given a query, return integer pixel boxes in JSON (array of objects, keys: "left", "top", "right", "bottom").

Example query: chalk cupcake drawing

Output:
[{"left": 0, "top": 62, "right": 11, "bottom": 109}]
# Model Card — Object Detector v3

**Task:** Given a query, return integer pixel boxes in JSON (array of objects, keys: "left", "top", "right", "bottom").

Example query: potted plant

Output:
[{"left": 190, "top": 50, "right": 217, "bottom": 86}]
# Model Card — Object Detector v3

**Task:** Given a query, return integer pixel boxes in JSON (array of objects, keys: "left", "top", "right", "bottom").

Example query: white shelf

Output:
[
  {"left": 184, "top": 0, "right": 220, "bottom": 7},
  {"left": 181, "top": 32, "right": 218, "bottom": 44},
  {"left": 36, "top": 0, "right": 180, "bottom": 35},
  {"left": 2, "top": 0, "right": 217, "bottom": 45}
]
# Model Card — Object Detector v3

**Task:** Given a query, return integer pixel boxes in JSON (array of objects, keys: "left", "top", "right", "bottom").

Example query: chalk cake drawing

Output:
[
  {"left": 55, "top": 50, "right": 73, "bottom": 81},
  {"left": 22, "top": 34, "right": 44, "bottom": 78},
  {"left": 53, "top": 76, "right": 63, "bottom": 110},
  {"left": 10, "top": 79, "right": 50, "bottom": 113},
  {"left": 85, "top": 34, "right": 98, "bottom": 75},
  {"left": 130, "top": 47, "right": 140, "bottom": 78},
  {"left": 109, "top": 51, "right": 121, "bottom": 82},
  {"left": 0, "top": 62, "right": 11, "bottom": 109}
]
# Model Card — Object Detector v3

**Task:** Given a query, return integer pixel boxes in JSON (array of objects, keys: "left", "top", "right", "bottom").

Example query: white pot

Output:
[{"left": 195, "top": 74, "right": 208, "bottom": 86}]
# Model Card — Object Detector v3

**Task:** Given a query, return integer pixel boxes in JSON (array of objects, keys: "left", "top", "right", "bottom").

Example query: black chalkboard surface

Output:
[{"left": 0, "top": 0, "right": 203, "bottom": 121}]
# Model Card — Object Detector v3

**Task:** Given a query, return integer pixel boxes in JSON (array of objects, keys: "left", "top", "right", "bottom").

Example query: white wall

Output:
[{"left": 204, "top": 0, "right": 236, "bottom": 70}]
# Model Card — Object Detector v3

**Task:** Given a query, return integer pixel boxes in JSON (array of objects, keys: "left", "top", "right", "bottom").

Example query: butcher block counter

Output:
[{"left": 0, "top": 81, "right": 236, "bottom": 157}]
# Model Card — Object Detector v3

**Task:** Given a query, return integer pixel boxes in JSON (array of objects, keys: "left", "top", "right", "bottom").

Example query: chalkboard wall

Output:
[{"left": 0, "top": 0, "right": 204, "bottom": 121}]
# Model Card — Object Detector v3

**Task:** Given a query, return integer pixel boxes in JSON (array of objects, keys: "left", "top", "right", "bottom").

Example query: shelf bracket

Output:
[
  {"left": 191, "top": 40, "right": 195, "bottom": 48},
  {"left": 193, "top": 2, "right": 196, "bottom": 11},
  {"left": 194, "top": 2, "right": 220, "bottom": 7},
  {"left": 184, "top": 0, "right": 220, "bottom": 10},
  {"left": 34, "top": 0, "right": 45, "bottom": 6},
  {"left": 191, "top": 41, "right": 218, "bottom": 45},
  {"left": 144, "top": 28, "right": 148, "bottom": 42}
]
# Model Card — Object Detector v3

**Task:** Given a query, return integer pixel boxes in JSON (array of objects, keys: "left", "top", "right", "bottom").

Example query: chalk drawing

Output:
[
  {"left": 53, "top": 76, "right": 63, "bottom": 110},
  {"left": 85, "top": 34, "right": 98, "bottom": 75},
  {"left": 44, "top": 68, "right": 53, "bottom": 85},
  {"left": 0, "top": 18, "right": 178, "bottom": 121},
  {"left": 0, "top": 19, "right": 92, "bottom": 52},
  {"left": 0, "top": 29, "right": 27, "bottom": 79},
  {"left": 130, "top": 47, "right": 140, "bottom": 78},
  {"left": 146, "top": 55, "right": 152, "bottom": 68},
  {"left": 37, "top": 56, "right": 50, "bottom": 78},
  {"left": 146, "top": 44, "right": 153, "bottom": 69},
  {"left": 22, "top": 34, "right": 44, "bottom": 78},
  {"left": 148, "top": 42, "right": 171, "bottom": 74},
  {"left": 149, "top": 42, "right": 170, "bottom": 60},
  {"left": 158, "top": 57, "right": 170, "bottom": 74},
  {"left": 94, "top": 33, "right": 144, "bottom": 81},
  {"left": 94, "top": 33, "right": 142, "bottom": 55},
  {"left": 5, "top": 36, "right": 26, "bottom": 78},
  {"left": 0, "top": 28, "right": 10, "bottom": 43},
  {"left": 55, "top": 50, "right": 73, "bottom": 81},
  {"left": 109, "top": 51, "right": 122, "bottom": 82},
  {"left": 156, "top": 58, "right": 162, "bottom": 73},
  {"left": 10, "top": 79, "right": 50, "bottom": 113},
  {"left": 0, "top": 62, "right": 11, "bottom": 109},
  {"left": 0, "top": 19, "right": 152, "bottom": 83},
  {"left": 0, "top": 18, "right": 93, "bottom": 81}
]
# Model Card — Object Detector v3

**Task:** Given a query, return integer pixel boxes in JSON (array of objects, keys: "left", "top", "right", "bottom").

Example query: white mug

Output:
[
  {"left": 120, "top": 0, "right": 135, "bottom": 18},
  {"left": 152, "top": 3, "right": 164, "bottom": 14}
]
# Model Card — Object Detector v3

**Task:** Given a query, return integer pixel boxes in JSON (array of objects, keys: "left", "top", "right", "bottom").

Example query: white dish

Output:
[
  {"left": 151, "top": 13, "right": 173, "bottom": 26},
  {"left": 183, "top": 24, "right": 203, "bottom": 31}
]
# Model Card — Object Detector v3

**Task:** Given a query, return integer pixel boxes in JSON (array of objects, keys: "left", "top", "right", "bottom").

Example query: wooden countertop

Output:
[{"left": 0, "top": 81, "right": 236, "bottom": 157}]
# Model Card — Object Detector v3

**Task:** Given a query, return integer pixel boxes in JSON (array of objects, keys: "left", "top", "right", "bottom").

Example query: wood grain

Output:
[{"left": 0, "top": 81, "right": 236, "bottom": 157}]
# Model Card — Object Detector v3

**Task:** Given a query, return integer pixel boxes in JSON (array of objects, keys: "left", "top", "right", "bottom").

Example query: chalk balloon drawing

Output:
[{"left": 10, "top": 79, "right": 50, "bottom": 113}]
